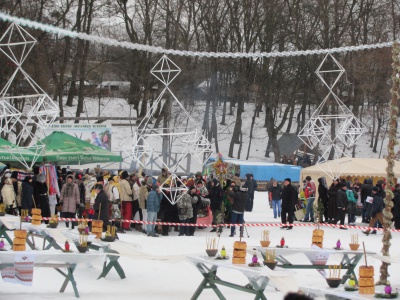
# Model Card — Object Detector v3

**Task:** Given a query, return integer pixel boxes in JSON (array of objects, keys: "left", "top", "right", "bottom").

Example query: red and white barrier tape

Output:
[{"left": 27, "top": 217, "right": 400, "bottom": 233}]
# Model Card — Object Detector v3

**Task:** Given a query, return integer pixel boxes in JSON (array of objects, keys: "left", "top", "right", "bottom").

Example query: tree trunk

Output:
[
  {"left": 377, "top": 43, "right": 400, "bottom": 285},
  {"left": 246, "top": 103, "right": 258, "bottom": 160}
]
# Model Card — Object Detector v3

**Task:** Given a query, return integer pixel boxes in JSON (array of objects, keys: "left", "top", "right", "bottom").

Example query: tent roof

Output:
[
  {"left": 267, "top": 133, "right": 304, "bottom": 157},
  {"left": 40, "top": 131, "right": 122, "bottom": 165},
  {"left": 300, "top": 157, "right": 400, "bottom": 181}
]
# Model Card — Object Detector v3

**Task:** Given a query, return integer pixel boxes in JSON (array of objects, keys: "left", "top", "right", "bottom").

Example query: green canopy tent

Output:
[
  {"left": 0, "top": 137, "right": 43, "bottom": 167},
  {"left": 38, "top": 131, "right": 122, "bottom": 165}
]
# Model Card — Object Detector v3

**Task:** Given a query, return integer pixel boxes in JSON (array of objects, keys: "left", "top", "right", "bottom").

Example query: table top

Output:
[
  {"left": 187, "top": 255, "right": 294, "bottom": 278},
  {"left": 0, "top": 249, "right": 106, "bottom": 265},
  {"left": 253, "top": 246, "right": 376, "bottom": 256}
]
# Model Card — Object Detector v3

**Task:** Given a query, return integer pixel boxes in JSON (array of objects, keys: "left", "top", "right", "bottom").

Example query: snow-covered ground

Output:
[{"left": 1, "top": 191, "right": 399, "bottom": 299}]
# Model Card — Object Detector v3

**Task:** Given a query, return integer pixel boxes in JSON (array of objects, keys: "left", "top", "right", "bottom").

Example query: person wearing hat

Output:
[
  {"left": 1, "top": 175, "right": 16, "bottom": 214},
  {"left": 244, "top": 174, "right": 257, "bottom": 212},
  {"left": 362, "top": 186, "right": 384, "bottom": 235},
  {"left": 93, "top": 183, "right": 109, "bottom": 231},
  {"left": 281, "top": 178, "right": 296, "bottom": 230},
  {"left": 59, "top": 174, "right": 80, "bottom": 229},
  {"left": 146, "top": 184, "right": 163, "bottom": 237},
  {"left": 119, "top": 171, "right": 133, "bottom": 231},
  {"left": 331, "top": 183, "right": 349, "bottom": 229}
]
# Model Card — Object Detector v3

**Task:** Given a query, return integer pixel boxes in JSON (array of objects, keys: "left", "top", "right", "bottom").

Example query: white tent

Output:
[{"left": 300, "top": 157, "right": 400, "bottom": 186}]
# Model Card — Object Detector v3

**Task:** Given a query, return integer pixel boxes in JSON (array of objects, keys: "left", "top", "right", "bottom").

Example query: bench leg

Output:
[{"left": 56, "top": 265, "right": 80, "bottom": 298}]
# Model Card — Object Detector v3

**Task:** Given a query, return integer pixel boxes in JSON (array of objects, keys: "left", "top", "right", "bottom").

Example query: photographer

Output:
[{"left": 227, "top": 183, "right": 248, "bottom": 237}]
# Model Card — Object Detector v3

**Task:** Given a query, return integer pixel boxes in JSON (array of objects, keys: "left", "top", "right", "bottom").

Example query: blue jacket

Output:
[{"left": 147, "top": 190, "right": 163, "bottom": 212}]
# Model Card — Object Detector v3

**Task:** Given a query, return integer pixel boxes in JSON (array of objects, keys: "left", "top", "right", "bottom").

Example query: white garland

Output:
[{"left": 0, "top": 12, "right": 396, "bottom": 58}]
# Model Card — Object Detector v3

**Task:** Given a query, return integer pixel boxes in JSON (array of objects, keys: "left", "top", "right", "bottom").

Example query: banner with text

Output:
[{"left": 45, "top": 124, "right": 112, "bottom": 151}]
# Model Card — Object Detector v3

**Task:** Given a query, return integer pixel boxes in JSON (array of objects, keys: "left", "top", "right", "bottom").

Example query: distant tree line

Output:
[{"left": 0, "top": 0, "right": 398, "bottom": 161}]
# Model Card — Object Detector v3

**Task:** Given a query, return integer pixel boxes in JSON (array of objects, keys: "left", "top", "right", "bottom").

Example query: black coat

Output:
[
  {"left": 228, "top": 190, "right": 247, "bottom": 213},
  {"left": 327, "top": 184, "right": 339, "bottom": 219},
  {"left": 21, "top": 181, "right": 33, "bottom": 210},
  {"left": 370, "top": 193, "right": 383, "bottom": 218},
  {"left": 268, "top": 185, "right": 282, "bottom": 200},
  {"left": 209, "top": 182, "right": 224, "bottom": 210},
  {"left": 361, "top": 179, "right": 373, "bottom": 204},
  {"left": 94, "top": 190, "right": 109, "bottom": 228},
  {"left": 336, "top": 188, "right": 348, "bottom": 210},
  {"left": 281, "top": 184, "right": 296, "bottom": 211}
]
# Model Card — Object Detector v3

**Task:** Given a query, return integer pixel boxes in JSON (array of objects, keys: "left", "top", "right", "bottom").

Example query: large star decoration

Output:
[{"left": 212, "top": 154, "right": 228, "bottom": 179}]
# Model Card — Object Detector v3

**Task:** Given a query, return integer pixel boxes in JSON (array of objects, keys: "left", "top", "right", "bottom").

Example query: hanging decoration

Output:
[
  {"left": 298, "top": 54, "right": 366, "bottom": 179},
  {"left": 0, "top": 23, "right": 59, "bottom": 169},
  {"left": 123, "top": 55, "right": 213, "bottom": 204}
]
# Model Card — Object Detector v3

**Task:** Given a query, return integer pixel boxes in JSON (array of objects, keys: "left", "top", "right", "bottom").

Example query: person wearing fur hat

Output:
[
  {"left": 33, "top": 173, "right": 51, "bottom": 223},
  {"left": 1, "top": 176, "right": 16, "bottom": 214},
  {"left": 119, "top": 170, "right": 133, "bottom": 230},
  {"left": 59, "top": 174, "right": 80, "bottom": 229},
  {"left": 21, "top": 176, "right": 33, "bottom": 213},
  {"left": 130, "top": 173, "right": 143, "bottom": 231}
]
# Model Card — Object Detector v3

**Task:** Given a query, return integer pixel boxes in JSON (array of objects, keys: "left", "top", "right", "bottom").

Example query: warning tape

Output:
[{"left": 27, "top": 217, "right": 400, "bottom": 233}]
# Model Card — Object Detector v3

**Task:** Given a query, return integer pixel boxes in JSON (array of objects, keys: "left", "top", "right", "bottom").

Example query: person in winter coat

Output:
[
  {"left": 188, "top": 180, "right": 208, "bottom": 236},
  {"left": 331, "top": 183, "right": 349, "bottom": 229},
  {"left": 317, "top": 177, "right": 329, "bottom": 223},
  {"left": 244, "top": 174, "right": 257, "bottom": 212},
  {"left": 302, "top": 176, "right": 317, "bottom": 222},
  {"left": 177, "top": 188, "right": 197, "bottom": 236},
  {"left": 138, "top": 179, "right": 149, "bottom": 233},
  {"left": 361, "top": 178, "right": 373, "bottom": 223},
  {"left": 268, "top": 180, "right": 282, "bottom": 219},
  {"left": 33, "top": 173, "right": 51, "bottom": 223},
  {"left": 130, "top": 174, "right": 143, "bottom": 231},
  {"left": 119, "top": 171, "right": 133, "bottom": 230},
  {"left": 346, "top": 183, "right": 358, "bottom": 225},
  {"left": 1, "top": 176, "right": 16, "bottom": 214},
  {"left": 392, "top": 184, "right": 400, "bottom": 230},
  {"left": 227, "top": 184, "right": 248, "bottom": 237},
  {"left": 362, "top": 186, "right": 384, "bottom": 235},
  {"left": 327, "top": 178, "right": 340, "bottom": 223},
  {"left": 160, "top": 185, "right": 179, "bottom": 236},
  {"left": 281, "top": 178, "right": 297, "bottom": 230},
  {"left": 21, "top": 176, "right": 33, "bottom": 213},
  {"left": 209, "top": 178, "right": 224, "bottom": 233},
  {"left": 60, "top": 174, "right": 80, "bottom": 229},
  {"left": 157, "top": 168, "right": 169, "bottom": 185},
  {"left": 146, "top": 184, "right": 163, "bottom": 237},
  {"left": 93, "top": 183, "right": 109, "bottom": 231}
]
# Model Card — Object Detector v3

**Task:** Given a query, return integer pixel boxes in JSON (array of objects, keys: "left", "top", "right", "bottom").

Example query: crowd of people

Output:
[
  {"left": 269, "top": 175, "right": 400, "bottom": 232},
  {"left": 2, "top": 164, "right": 400, "bottom": 236},
  {"left": 0, "top": 166, "right": 261, "bottom": 238}
]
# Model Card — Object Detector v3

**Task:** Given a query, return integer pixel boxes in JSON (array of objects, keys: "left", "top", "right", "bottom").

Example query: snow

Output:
[{"left": 1, "top": 192, "right": 399, "bottom": 299}]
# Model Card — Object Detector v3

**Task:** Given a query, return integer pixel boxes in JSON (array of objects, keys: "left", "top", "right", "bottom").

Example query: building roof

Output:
[{"left": 267, "top": 133, "right": 304, "bottom": 157}]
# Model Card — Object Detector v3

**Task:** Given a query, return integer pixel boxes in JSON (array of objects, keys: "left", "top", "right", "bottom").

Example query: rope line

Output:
[
  {"left": 0, "top": 12, "right": 396, "bottom": 58},
  {"left": 32, "top": 217, "right": 400, "bottom": 232}
]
